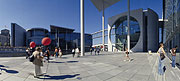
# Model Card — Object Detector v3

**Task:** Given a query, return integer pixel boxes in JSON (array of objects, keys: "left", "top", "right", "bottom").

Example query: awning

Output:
[{"left": 90, "top": 0, "right": 121, "bottom": 12}]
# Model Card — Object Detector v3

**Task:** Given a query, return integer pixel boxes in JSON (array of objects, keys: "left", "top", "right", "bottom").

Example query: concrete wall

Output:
[
  {"left": 0, "top": 47, "right": 26, "bottom": 57},
  {"left": 11, "top": 23, "right": 26, "bottom": 47},
  {"left": 108, "top": 8, "right": 159, "bottom": 52},
  {"left": 108, "top": 9, "right": 144, "bottom": 52},
  {"left": 145, "top": 8, "right": 159, "bottom": 52}
]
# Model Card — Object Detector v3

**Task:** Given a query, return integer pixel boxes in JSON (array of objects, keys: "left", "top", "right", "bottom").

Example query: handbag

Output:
[
  {"left": 160, "top": 53, "right": 165, "bottom": 60},
  {"left": 29, "top": 54, "right": 34, "bottom": 62}
]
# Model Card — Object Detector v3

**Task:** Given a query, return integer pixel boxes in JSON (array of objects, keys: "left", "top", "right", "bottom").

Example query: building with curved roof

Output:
[
  {"left": 26, "top": 28, "right": 49, "bottom": 46},
  {"left": 107, "top": 8, "right": 159, "bottom": 52}
]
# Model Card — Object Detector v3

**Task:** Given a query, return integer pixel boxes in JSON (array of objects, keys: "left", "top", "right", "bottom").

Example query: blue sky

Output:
[{"left": 0, "top": 0, "right": 162, "bottom": 34}]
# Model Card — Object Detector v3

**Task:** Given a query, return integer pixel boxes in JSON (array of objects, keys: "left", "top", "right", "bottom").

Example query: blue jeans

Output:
[
  {"left": 55, "top": 52, "right": 58, "bottom": 58},
  {"left": 158, "top": 56, "right": 164, "bottom": 75},
  {"left": 172, "top": 56, "right": 176, "bottom": 67}
]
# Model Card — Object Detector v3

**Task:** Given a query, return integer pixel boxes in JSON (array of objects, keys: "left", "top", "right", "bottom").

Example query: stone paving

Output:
[{"left": 0, "top": 52, "right": 180, "bottom": 81}]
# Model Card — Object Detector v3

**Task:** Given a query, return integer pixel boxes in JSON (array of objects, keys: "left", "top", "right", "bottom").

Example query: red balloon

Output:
[
  {"left": 30, "top": 42, "right": 36, "bottom": 48},
  {"left": 42, "top": 37, "right": 51, "bottom": 46},
  {"left": 101, "top": 46, "right": 103, "bottom": 48}
]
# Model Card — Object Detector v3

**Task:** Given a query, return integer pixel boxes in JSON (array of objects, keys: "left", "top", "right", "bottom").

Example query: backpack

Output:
[{"left": 29, "top": 54, "right": 35, "bottom": 62}]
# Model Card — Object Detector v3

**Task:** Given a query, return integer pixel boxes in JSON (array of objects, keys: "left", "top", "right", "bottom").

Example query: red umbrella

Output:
[
  {"left": 30, "top": 42, "right": 36, "bottom": 48},
  {"left": 42, "top": 37, "right": 51, "bottom": 46}
]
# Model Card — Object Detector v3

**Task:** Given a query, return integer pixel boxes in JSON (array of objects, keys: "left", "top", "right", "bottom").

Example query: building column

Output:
[
  {"left": 80, "top": 0, "right": 85, "bottom": 56},
  {"left": 127, "top": 0, "right": 130, "bottom": 53},
  {"left": 108, "top": 24, "right": 113, "bottom": 52},
  {"left": 102, "top": 0, "right": 105, "bottom": 51}
]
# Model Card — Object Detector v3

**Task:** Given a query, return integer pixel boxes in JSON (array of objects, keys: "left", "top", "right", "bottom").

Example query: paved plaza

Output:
[{"left": 0, "top": 52, "right": 180, "bottom": 81}]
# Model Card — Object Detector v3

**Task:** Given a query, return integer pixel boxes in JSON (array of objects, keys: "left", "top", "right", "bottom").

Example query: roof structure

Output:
[
  {"left": 50, "top": 25, "right": 74, "bottom": 33},
  {"left": 90, "top": 0, "right": 121, "bottom": 12}
]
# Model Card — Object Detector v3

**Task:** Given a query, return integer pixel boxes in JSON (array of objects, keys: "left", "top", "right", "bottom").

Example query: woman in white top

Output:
[{"left": 75, "top": 48, "right": 80, "bottom": 57}]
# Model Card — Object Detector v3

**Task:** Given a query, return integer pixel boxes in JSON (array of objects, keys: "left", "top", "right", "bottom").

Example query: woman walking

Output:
[
  {"left": 59, "top": 47, "right": 62, "bottom": 58},
  {"left": 54, "top": 47, "right": 59, "bottom": 58},
  {"left": 26, "top": 48, "right": 30, "bottom": 59},
  {"left": 33, "top": 47, "right": 44, "bottom": 78},
  {"left": 72, "top": 48, "right": 75, "bottom": 57},
  {"left": 157, "top": 43, "right": 166, "bottom": 75},
  {"left": 124, "top": 48, "right": 131, "bottom": 62},
  {"left": 45, "top": 47, "right": 50, "bottom": 62},
  {"left": 75, "top": 48, "right": 80, "bottom": 57}
]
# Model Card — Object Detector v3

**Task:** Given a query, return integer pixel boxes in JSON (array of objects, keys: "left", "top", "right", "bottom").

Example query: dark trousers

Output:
[
  {"left": 26, "top": 53, "right": 30, "bottom": 59},
  {"left": 72, "top": 52, "right": 75, "bottom": 57}
]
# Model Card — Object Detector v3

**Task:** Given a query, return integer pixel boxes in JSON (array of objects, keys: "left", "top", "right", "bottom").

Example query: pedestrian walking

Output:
[
  {"left": 124, "top": 48, "right": 131, "bottom": 62},
  {"left": 29, "top": 47, "right": 34, "bottom": 55},
  {"left": 170, "top": 46, "right": 178, "bottom": 68},
  {"left": 26, "top": 48, "right": 30, "bottom": 59},
  {"left": 90, "top": 48, "right": 93, "bottom": 55},
  {"left": 54, "top": 47, "right": 59, "bottom": 58},
  {"left": 157, "top": 43, "right": 166, "bottom": 75},
  {"left": 32, "top": 47, "right": 44, "bottom": 78},
  {"left": 45, "top": 47, "right": 50, "bottom": 62},
  {"left": 59, "top": 47, "right": 62, "bottom": 58},
  {"left": 72, "top": 48, "right": 75, "bottom": 57},
  {"left": 97, "top": 47, "right": 100, "bottom": 55},
  {"left": 94, "top": 47, "right": 97, "bottom": 55},
  {"left": 75, "top": 48, "right": 80, "bottom": 57}
]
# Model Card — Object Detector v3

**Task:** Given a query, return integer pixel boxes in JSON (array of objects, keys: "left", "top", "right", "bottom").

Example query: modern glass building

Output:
[
  {"left": 26, "top": 28, "right": 49, "bottom": 46},
  {"left": 11, "top": 23, "right": 92, "bottom": 53},
  {"left": 108, "top": 8, "right": 159, "bottom": 52},
  {"left": 50, "top": 25, "right": 92, "bottom": 53},
  {"left": 11, "top": 23, "right": 26, "bottom": 47},
  {"left": 163, "top": 0, "right": 180, "bottom": 68},
  {"left": 114, "top": 16, "right": 140, "bottom": 51}
]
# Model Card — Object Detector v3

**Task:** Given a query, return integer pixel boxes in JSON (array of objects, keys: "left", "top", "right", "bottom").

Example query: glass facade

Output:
[
  {"left": 26, "top": 28, "right": 49, "bottom": 46},
  {"left": 92, "top": 28, "right": 116, "bottom": 45},
  {"left": 114, "top": 16, "right": 140, "bottom": 51},
  {"left": 50, "top": 32, "right": 92, "bottom": 53},
  {"left": 164, "top": 0, "right": 180, "bottom": 68}
]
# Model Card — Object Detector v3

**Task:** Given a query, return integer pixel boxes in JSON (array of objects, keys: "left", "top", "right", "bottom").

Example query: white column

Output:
[
  {"left": 127, "top": 0, "right": 130, "bottom": 52},
  {"left": 108, "top": 24, "right": 113, "bottom": 52},
  {"left": 80, "top": 0, "right": 84, "bottom": 56},
  {"left": 102, "top": 0, "right": 105, "bottom": 51}
]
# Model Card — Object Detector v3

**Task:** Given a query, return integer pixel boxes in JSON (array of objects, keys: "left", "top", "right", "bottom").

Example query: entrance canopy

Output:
[{"left": 90, "top": 0, "right": 121, "bottom": 11}]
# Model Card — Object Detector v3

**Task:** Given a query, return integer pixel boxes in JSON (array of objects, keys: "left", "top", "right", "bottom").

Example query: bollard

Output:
[{"left": 148, "top": 50, "right": 152, "bottom": 55}]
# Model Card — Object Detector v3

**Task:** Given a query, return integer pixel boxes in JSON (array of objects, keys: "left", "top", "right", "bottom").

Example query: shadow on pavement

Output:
[
  {"left": 49, "top": 61, "right": 78, "bottom": 63},
  {"left": 0, "top": 65, "right": 18, "bottom": 74},
  {"left": 60, "top": 57, "right": 68, "bottom": 59},
  {"left": 49, "top": 61, "right": 65, "bottom": 63},
  {"left": 39, "top": 74, "right": 80, "bottom": 80},
  {"left": 67, "top": 61, "right": 78, "bottom": 63},
  {"left": 0, "top": 65, "right": 9, "bottom": 68},
  {"left": 1, "top": 68, "right": 19, "bottom": 74}
]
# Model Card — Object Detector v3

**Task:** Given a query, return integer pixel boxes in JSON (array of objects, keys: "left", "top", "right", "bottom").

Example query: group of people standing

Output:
[
  {"left": 90, "top": 47, "right": 100, "bottom": 55},
  {"left": 26, "top": 46, "right": 63, "bottom": 78},
  {"left": 26, "top": 43, "right": 178, "bottom": 78},
  {"left": 72, "top": 48, "right": 80, "bottom": 57},
  {"left": 157, "top": 43, "right": 178, "bottom": 75},
  {"left": 54, "top": 47, "right": 62, "bottom": 58},
  {"left": 122, "top": 43, "right": 178, "bottom": 75}
]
